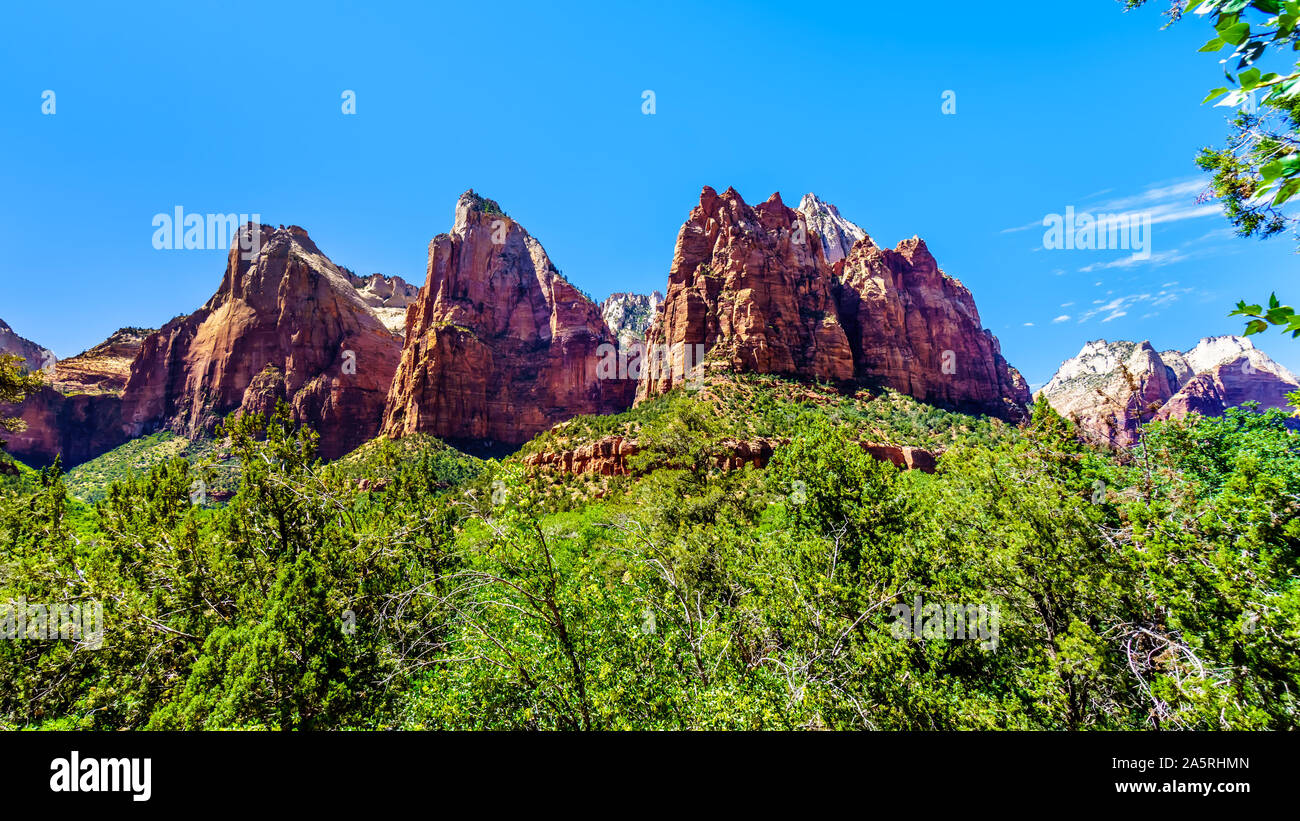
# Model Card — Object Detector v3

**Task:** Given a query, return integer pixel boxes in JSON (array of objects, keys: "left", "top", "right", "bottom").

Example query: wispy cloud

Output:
[
  {"left": 1074, "top": 285, "right": 1196, "bottom": 325},
  {"left": 1001, "top": 177, "right": 1219, "bottom": 234},
  {"left": 1078, "top": 248, "right": 1189, "bottom": 273}
]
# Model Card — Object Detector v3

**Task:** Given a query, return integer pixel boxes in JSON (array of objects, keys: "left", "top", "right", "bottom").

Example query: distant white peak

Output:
[
  {"left": 1181, "top": 335, "right": 1256, "bottom": 374},
  {"left": 1042, "top": 339, "right": 1150, "bottom": 393},
  {"left": 797, "top": 192, "right": 871, "bottom": 264}
]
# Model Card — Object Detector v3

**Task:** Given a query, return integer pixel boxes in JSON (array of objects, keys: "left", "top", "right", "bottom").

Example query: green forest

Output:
[{"left": 1, "top": 357, "right": 1296, "bottom": 731}]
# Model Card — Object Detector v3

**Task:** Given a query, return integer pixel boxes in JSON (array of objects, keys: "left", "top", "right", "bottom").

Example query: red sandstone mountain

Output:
[
  {"left": 636, "top": 186, "right": 1030, "bottom": 421},
  {"left": 834, "top": 235, "right": 1030, "bottom": 419},
  {"left": 1040, "top": 336, "right": 1298, "bottom": 446},
  {"left": 119, "top": 225, "right": 405, "bottom": 460},
  {"left": 637, "top": 187, "right": 855, "bottom": 400},
  {"left": 381, "top": 191, "right": 634, "bottom": 448}
]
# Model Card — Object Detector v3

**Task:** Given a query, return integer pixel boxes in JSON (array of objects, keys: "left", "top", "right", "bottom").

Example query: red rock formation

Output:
[
  {"left": 0, "top": 318, "right": 53, "bottom": 372},
  {"left": 834, "top": 237, "right": 1031, "bottom": 421},
  {"left": 53, "top": 327, "right": 153, "bottom": 394},
  {"left": 1155, "top": 355, "right": 1298, "bottom": 422},
  {"left": 3, "top": 388, "right": 124, "bottom": 467},
  {"left": 382, "top": 191, "right": 634, "bottom": 448},
  {"left": 119, "top": 224, "right": 404, "bottom": 460},
  {"left": 635, "top": 186, "right": 1029, "bottom": 422},
  {"left": 1041, "top": 336, "right": 1299, "bottom": 447},
  {"left": 637, "top": 187, "right": 855, "bottom": 400},
  {"left": 521, "top": 435, "right": 937, "bottom": 477},
  {"left": 1, "top": 326, "right": 151, "bottom": 467}
]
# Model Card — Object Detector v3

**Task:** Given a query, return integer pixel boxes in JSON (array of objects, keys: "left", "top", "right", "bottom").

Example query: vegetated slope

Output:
[{"left": 6, "top": 369, "right": 1295, "bottom": 731}]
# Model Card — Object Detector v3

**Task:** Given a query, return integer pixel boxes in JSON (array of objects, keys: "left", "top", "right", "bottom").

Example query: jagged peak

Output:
[{"left": 453, "top": 190, "right": 511, "bottom": 234}]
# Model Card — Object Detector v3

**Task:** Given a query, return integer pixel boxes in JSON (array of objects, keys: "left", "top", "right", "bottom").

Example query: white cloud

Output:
[
  {"left": 1078, "top": 248, "right": 1189, "bottom": 273},
  {"left": 1002, "top": 177, "right": 1221, "bottom": 234},
  {"left": 1052, "top": 315, "right": 1071, "bottom": 323},
  {"left": 1075, "top": 286, "right": 1196, "bottom": 324}
]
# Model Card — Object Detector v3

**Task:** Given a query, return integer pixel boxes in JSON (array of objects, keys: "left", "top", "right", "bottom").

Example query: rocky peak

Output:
[
  {"left": 833, "top": 232, "right": 1029, "bottom": 420},
  {"left": 341, "top": 270, "right": 420, "bottom": 334},
  {"left": 601, "top": 291, "right": 664, "bottom": 346},
  {"left": 0, "top": 318, "right": 54, "bottom": 373},
  {"left": 382, "top": 193, "right": 633, "bottom": 450},
  {"left": 798, "top": 192, "right": 871, "bottom": 264},
  {"left": 1041, "top": 334, "right": 1299, "bottom": 446},
  {"left": 636, "top": 185, "right": 1029, "bottom": 421},
  {"left": 637, "top": 185, "right": 854, "bottom": 401},
  {"left": 54, "top": 326, "right": 154, "bottom": 395},
  {"left": 119, "top": 223, "right": 404, "bottom": 460}
]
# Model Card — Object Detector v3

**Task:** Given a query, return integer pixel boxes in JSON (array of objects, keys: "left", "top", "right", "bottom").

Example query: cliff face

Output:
[
  {"left": 1040, "top": 335, "right": 1299, "bottom": 446},
  {"left": 381, "top": 192, "right": 634, "bottom": 449},
  {"left": 0, "top": 319, "right": 53, "bottom": 372},
  {"left": 834, "top": 236, "right": 1031, "bottom": 420},
  {"left": 53, "top": 327, "right": 153, "bottom": 394},
  {"left": 601, "top": 291, "right": 663, "bottom": 348},
  {"left": 636, "top": 186, "right": 856, "bottom": 401},
  {"left": 1, "top": 325, "right": 152, "bottom": 467},
  {"left": 4, "top": 389, "right": 124, "bottom": 467},
  {"left": 119, "top": 224, "right": 404, "bottom": 460},
  {"left": 635, "top": 186, "right": 1030, "bottom": 421}
]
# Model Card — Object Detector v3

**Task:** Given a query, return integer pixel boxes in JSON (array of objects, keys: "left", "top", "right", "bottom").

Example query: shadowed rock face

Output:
[
  {"left": 636, "top": 186, "right": 1030, "bottom": 422},
  {"left": 381, "top": 191, "right": 634, "bottom": 448},
  {"left": 1040, "top": 335, "right": 1299, "bottom": 446},
  {"left": 119, "top": 224, "right": 404, "bottom": 460},
  {"left": 834, "top": 236, "right": 1031, "bottom": 420},
  {"left": 1, "top": 324, "right": 149, "bottom": 467}
]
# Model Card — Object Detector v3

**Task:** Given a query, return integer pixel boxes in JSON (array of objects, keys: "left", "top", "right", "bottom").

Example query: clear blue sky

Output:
[{"left": 2, "top": 0, "right": 1297, "bottom": 388}]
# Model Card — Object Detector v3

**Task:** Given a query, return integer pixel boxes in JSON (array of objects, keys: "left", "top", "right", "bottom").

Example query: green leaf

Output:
[
  {"left": 1272, "top": 176, "right": 1300, "bottom": 205},
  {"left": 1220, "top": 22, "right": 1252, "bottom": 45},
  {"left": 1244, "top": 319, "right": 1269, "bottom": 335}
]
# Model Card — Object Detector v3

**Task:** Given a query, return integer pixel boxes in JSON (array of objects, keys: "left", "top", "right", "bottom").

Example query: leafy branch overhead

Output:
[
  {"left": 1230, "top": 291, "right": 1300, "bottom": 334},
  {"left": 1129, "top": 0, "right": 1300, "bottom": 337},
  {"left": 1195, "top": 0, "right": 1300, "bottom": 213}
]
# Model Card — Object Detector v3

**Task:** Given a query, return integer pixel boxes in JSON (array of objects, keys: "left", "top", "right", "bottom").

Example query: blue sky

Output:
[{"left": 2, "top": 0, "right": 1297, "bottom": 388}]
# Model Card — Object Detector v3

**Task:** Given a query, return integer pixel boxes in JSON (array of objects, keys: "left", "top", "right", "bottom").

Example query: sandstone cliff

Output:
[
  {"left": 635, "top": 186, "right": 1030, "bottom": 421},
  {"left": 119, "top": 224, "right": 404, "bottom": 460},
  {"left": 381, "top": 191, "right": 634, "bottom": 449},
  {"left": 1, "top": 326, "right": 153, "bottom": 467},
  {"left": 0, "top": 318, "right": 53, "bottom": 372},
  {"left": 636, "top": 187, "right": 856, "bottom": 401}
]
